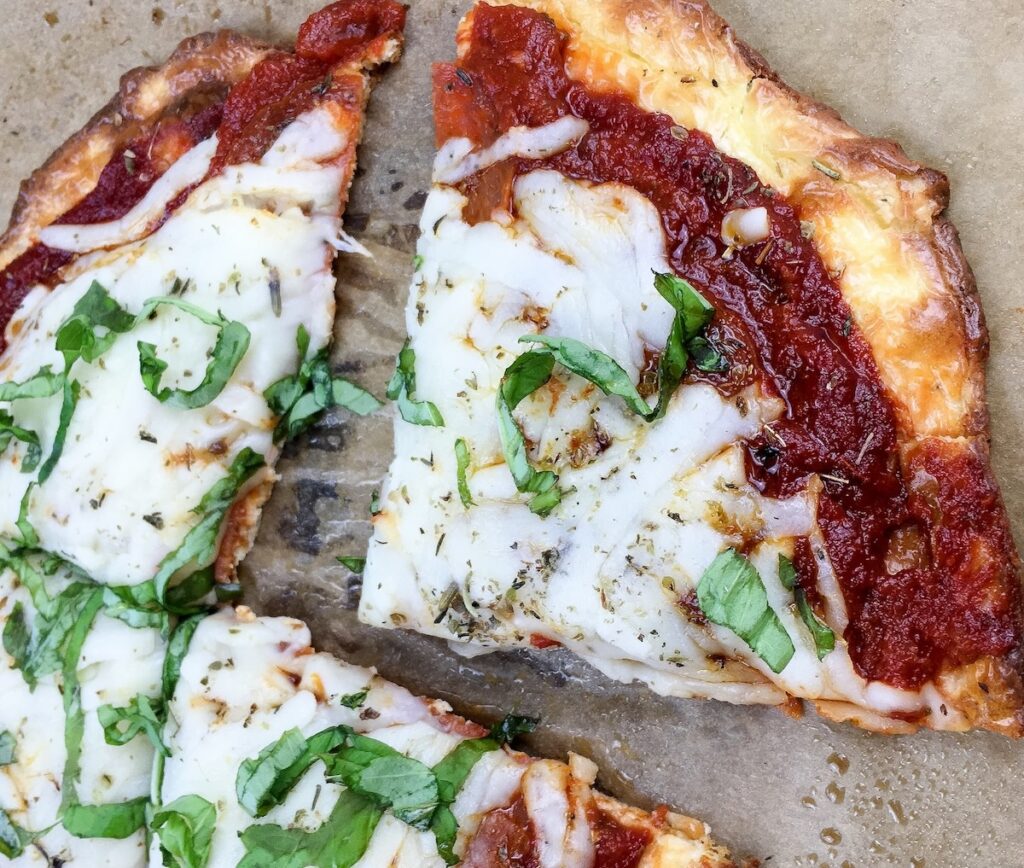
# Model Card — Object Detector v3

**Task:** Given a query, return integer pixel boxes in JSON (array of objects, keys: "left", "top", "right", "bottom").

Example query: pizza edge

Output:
[{"left": 480, "top": 0, "right": 1023, "bottom": 735}]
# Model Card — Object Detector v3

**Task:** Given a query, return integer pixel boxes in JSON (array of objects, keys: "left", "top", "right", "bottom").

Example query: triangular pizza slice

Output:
[
  {"left": 153, "top": 606, "right": 744, "bottom": 867},
  {"left": 0, "top": 3, "right": 404, "bottom": 862},
  {"left": 361, "top": 0, "right": 1024, "bottom": 735}
]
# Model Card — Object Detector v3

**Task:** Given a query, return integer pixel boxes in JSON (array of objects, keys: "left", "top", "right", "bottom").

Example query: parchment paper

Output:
[{"left": 2, "top": 1, "right": 1023, "bottom": 864}]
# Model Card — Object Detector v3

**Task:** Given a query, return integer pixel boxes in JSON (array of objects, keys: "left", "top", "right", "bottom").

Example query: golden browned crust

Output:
[
  {"left": 485, "top": 0, "right": 1023, "bottom": 734},
  {"left": 0, "top": 30, "right": 274, "bottom": 273}
]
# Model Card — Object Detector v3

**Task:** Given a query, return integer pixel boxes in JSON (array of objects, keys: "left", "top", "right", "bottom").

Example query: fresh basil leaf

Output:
[
  {"left": 238, "top": 788, "right": 382, "bottom": 868},
  {"left": 237, "top": 728, "right": 318, "bottom": 819},
  {"left": 386, "top": 342, "right": 444, "bottom": 427},
  {"left": 55, "top": 281, "right": 137, "bottom": 367},
  {"left": 163, "top": 614, "right": 204, "bottom": 702},
  {"left": 138, "top": 317, "right": 250, "bottom": 410},
  {"left": 430, "top": 737, "right": 499, "bottom": 863},
  {"left": 0, "top": 731, "right": 15, "bottom": 766},
  {"left": 339, "top": 690, "right": 368, "bottom": 709},
  {"left": 0, "top": 809, "right": 31, "bottom": 857},
  {"left": 778, "top": 554, "right": 835, "bottom": 660},
  {"left": 653, "top": 272, "right": 714, "bottom": 338},
  {"left": 151, "top": 794, "right": 216, "bottom": 868},
  {"left": 14, "top": 484, "right": 39, "bottom": 550},
  {"left": 37, "top": 378, "right": 80, "bottom": 484},
  {"left": 163, "top": 567, "right": 216, "bottom": 615},
  {"left": 337, "top": 557, "right": 365, "bottom": 573},
  {"left": 687, "top": 335, "right": 729, "bottom": 373},
  {"left": 519, "top": 335, "right": 653, "bottom": 416},
  {"left": 489, "top": 714, "right": 538, "bottom": 744},
  {"left": 454, "top": 438, "right": 474, "bottom": 508},
  {"left": 347, "top": 754, "right": 438, "bottom": 829},
  {"left": 495, "top": 351, "right": 562, "bottom": 516},
  {"left": 61, "top": 798, "right": 148, "bottom": 839},
  {"left": 0, "top": 366, "right": 64, "bottom": 402},
  {"left": 696, "top": 549, "right": 794, "bottom": 674},
  {"left": 101, "top": 583, "right": 169, "bottom": 633},
  {"left": 152, "top": 448, "right": 264, "bottom": 603},
  {"left": 2, "top": 604, "right": 32, "bottom": 687},
  {"left": 0, "top": 411, "right": 41, "bottom": 472},
  {"left": 214, "top": 581, "right": 243, "bottom": 603},
  {"left": 97, "top": 693, "right": 168, "bottom": 756}
]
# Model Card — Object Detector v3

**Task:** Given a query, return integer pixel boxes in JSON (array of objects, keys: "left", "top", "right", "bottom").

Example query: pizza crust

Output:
[
  {"left": 478, "top": 0, "right": 1023, "bottom": 734},
  {"left": 0, "top": 30, "right": 273, "bottom": 273}
]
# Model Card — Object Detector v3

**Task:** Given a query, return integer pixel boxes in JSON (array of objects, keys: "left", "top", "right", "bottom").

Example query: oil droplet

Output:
[
  {"left": 826, "top": 781, "right": 846, "bottom": 804},
  {"left": 888, "top": 800, "right": 907, "bottom": 825},
  {"left": 827, "top": 751, "right": 850, "bottom": 775},
  {"left": 820, "top": 827, "right": 842, "bottom": 846},
  {"left": 802, "top": 795, "right": 818, "bottom": 809}
]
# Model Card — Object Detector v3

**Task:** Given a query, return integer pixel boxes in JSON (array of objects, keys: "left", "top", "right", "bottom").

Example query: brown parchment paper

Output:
[{"left": 2, "top": 1, "right": 1023, "bottom": 864}]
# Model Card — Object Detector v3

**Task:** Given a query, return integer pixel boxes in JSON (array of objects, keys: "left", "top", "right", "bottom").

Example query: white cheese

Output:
[
  {"left": 0, "top": 567, "right": 162, "bottom": 866},
  {"left": 0, "top": 105, "right": 348, "bottom": 587},
  {"left": 360, "top": 128, "right": 957, "bottom": 726}
]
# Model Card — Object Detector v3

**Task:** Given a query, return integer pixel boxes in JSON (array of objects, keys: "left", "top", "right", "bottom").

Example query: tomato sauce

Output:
[
  {"left": 434, "top": 3, "right": 1022, "bottom": 689},
  {"left": 460, "top": 793, "right": 539, "bottom": 868},
  {"left": 591, "top": 808, "right": 652, "bottom": 868},
  {"left": 0, "top": 0, "right": 406, "bottom": 353}
]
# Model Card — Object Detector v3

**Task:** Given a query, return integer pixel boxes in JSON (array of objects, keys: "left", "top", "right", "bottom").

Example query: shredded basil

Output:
[
  {"left": 339, "top": 690, "right": 369, "bottom": 709},
  {"left": 696, "top": 549, "right": 795, "bottom": 674},
  {"left": 454, "top": 438, "right": 475, "bottom": 507},
  {"left": 386, "top": 341, "right": 444, "bottom": 427},
  {"left": 778, "top": 554, "right": 835, "bottom": 660},
  {"left": 151, "top": 794, "right": 217, "bottom": 868},
  {"left": 61, "top": 799, "right": 148, "bottom": 840},
  {"left": 265, "top": 325, "right": 381, "bottom": 443},
  {"left": 151, "top": 448, "right": 264, "bottom": 604},
  {"left": 97, "top": 693, "right": 168, "bottom": 756},
  {"left": 0, "top": 365, "right": 65, "bottom": 402},
  {"left": 238, "top": 788, "right": 382, "bottom": 868},
  {"left": 55, "top": 281, "right": 137, "bottom": 368},
  {"left": 163, "top": 614, "right": 204, "bottom": 702},
  {"left": 0, "top": 731, "right": 15, "bottom": 766},
  {"left": 495, "top": 351, "right": 563, "bottom": 516},
  {"left": 519, "top": 335, "right": 653, "bottom": 416},
  {"left": 0, "top": 411, "right": 41, "bottom": 473},
  {"left": 0, "top": 809, "right": 31, "bottom": 858},
  {"left": 489, "top": 714, "right": 538, "bottom": 744},
  {"left": 237, "top": 727, "right": 318, "bottom": 818},
  {"left": 336, "top": 557, "right": 365, "bottom": 573},
  {"left": 429, "top": 736, "right": 500, "bottom": 864},
  {"left": 37, "top": 378, "right": 80, "bottom": 484},
  {"left": 14, "top": 485, "right": 39, "bottom": 550}
]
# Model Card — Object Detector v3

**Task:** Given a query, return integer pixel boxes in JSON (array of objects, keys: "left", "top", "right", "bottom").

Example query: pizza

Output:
[
  {"left": 152, "top": 605, "right": 742, "bottom": 867},
  {"left": 360, "top": 0, "right": 1024, "bottom": 736},
  {"left": 0, "top": 2, "right": 405, "bottom": 862}
]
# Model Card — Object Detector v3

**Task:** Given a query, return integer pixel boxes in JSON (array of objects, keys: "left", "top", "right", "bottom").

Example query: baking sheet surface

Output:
[{"left": 1, "top": 0, "right": 1023, "bottom": 864}]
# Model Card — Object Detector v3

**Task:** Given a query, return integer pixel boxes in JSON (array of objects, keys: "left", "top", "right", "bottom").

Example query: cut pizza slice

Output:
[
  {"left": 153, "top": 605, "right": 745, "bottom": 867},
  {"left": 0, "top": 3, "right": 404, "bottom": 863},
  {"left": 360, "top": 0, "right": 1024, "bottom": 735}
]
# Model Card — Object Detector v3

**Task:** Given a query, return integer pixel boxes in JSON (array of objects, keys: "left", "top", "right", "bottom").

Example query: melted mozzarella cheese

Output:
[
  {"left": 361, "top": 133, "right": 957, "bottom": 727},
  {"left": 0, "top": 568, "right": 163, "bottom": 866},
  {"left": 156, "top": 609, "right": 519, "bottom": 867},
  {"left": 0, "top": 105, "right": 347, "bottom": 587}
]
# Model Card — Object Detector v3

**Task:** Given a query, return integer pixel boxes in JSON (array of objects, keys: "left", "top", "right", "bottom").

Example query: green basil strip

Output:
[
  {"left": 337, "top": 557, "right": 365, "bottom": 573},
  {"left": 14, "top": 485, "right": 39, "bottom": 550},
  {"left": 454, "top": 438, "right": 475, "bottom": 508},
  {"left": 430, "top": 737, "right": 500, "bottom": 864},
  {"left": 97, "top": 693, "right": 168, "bottom": 756},
  {"left": 0, "top": 411, "right": 41, "bottom": 473},
  {"left": 163, "top": 614, "right": 204, "bottom": 702},
  {"left": 151, "top": 794, "right": 216, "bottom": 868},
  {"left": 55, "top": 282, "right": 138, "bottom": 368},
  {"left": 0, "top": 731, "right": 15, "bottom": 766},
  {"left": 339, "top": 689, "right": 368, "bottom": 709},
  {"left": 61, "top": 798, "right": 148, "bottom": 840},
  {"left": 495, "top": 351, "right": 563, "bottom": 516},
  {"left": 489, "top": 714, "right": 538, "bottom": 744},
  {"left": 778, "top": 554, "right": 836, "bottom": 660},
  {"left": 163, "top": 567, "right": 217, "bottom": 616},
  {"left": 650, "top": 272, "right": 718, "bottom": 418},
  {"left": 687, "top": 335, "right": 729, "bottom": 373},
  {"left": 151, "top": 448, "right": 265, "bottom": 603},
  {"left": 137, "top": 308, "right": 250, "bottom": 410},
  {"left": 696, "top": 549, "right": 795, "bottom": 674},
  {"left": 386, "top": 341, "right": 444, "bottom": 427},
  {"left": 0, "top": 366, "right": 64, "bottom": 402},
  {"left": 238, "top": 788, "right": 382, "bottom": 868},
  {"left": 37, "top": 378, "right": 80, "bottom": 484},
  {"left": 0, "top": 809, "right": 32, "bottom": 858},
  {"left": 518, "top": 335, "right": 653, "bottom": 417},
  {"left": 236, "top": 727, "right": 314, "bottom": 818}
]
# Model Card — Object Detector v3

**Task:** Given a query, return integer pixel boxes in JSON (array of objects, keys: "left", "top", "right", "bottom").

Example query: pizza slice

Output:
[
  {"left": 153, "top": 605, "right": 744, "bottom": 867},
  {"left": 360, "top": 0, "right": 1024, "bottom": 735},
  {"left": 0, "top": 3, "right": 404, "bottom": 862}
]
